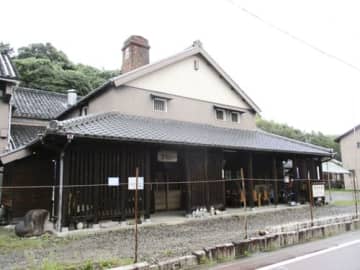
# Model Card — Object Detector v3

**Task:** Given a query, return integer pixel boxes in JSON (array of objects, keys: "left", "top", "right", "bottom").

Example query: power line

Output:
[{"left": 226, "top": 0, "right": 360, "bottom": 73}]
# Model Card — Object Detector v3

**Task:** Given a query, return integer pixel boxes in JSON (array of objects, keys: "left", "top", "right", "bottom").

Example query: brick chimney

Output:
[{"left": 121, "top": 35, "right": 150, "bottom": 73}]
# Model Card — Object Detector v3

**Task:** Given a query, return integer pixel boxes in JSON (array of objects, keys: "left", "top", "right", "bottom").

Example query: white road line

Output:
[{"left": 257, "top": 239, "right": 360, "bottom": 270}]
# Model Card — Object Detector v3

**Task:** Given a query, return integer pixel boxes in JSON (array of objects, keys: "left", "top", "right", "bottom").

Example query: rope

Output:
[{"left": 0, "top": 177, "right": 323, "bottom": 189}]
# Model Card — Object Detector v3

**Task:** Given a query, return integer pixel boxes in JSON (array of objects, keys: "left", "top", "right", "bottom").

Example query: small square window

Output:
[
  {"left": 81, "top": 106, "right": 88, "bottom": 116},
  {"left": 357, "top": 142, "right": 360, "bottom": 149},
  {"left": 216, "top": 109, "right": 226, "bottom": 121},
  {"left": 231, "top": 112, "right": 240, "bottom": 123},
  {"left": 153, "top": 98, "right": 167, "bottom": 112}
]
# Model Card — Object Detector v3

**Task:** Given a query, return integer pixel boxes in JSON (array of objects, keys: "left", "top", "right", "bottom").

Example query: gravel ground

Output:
[{"left": 0, "top": 205, "right": 356, "bottom": 269}]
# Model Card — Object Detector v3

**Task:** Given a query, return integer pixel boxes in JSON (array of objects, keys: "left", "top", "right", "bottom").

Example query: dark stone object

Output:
[{"left": 15, "top": 209, "right": 54, "bottom": 237}]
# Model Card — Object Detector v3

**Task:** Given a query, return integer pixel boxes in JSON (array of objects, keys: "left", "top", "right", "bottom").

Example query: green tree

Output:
[
  {"left": 17, "top": 43, "right": 72, "bottom": 69},
  {"left": 0, "top": 42, "right": 14, "bottom": 55},
  {"left": 12, "top": 42, "right": 119, "bottom": 95},
  {"left": 256, "top": 117, "right": 340, "bottom": 159}
]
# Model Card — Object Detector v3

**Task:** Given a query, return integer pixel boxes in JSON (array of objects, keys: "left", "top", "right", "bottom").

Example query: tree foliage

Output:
[
  {"left": 256, "top": 117, "right": 340, "bottom": 159},
  {"left": 8, "top": 42, "right": 119, "bottom": 95},
  {"left": 0, "top": 42, "right": 14, "bottom": 55}
]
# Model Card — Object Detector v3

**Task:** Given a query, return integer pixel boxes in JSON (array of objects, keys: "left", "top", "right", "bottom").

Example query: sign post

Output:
[
  {"left": 128, "top": 168, "right": 144, "bottom": 263},
  {"left": 135, "top": 167, "right": 139, "bottom": 263}
]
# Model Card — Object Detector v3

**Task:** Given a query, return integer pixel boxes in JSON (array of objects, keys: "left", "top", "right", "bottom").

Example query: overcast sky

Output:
[{"left": 2, "top": 0, "right": 360, "bottom": 135}]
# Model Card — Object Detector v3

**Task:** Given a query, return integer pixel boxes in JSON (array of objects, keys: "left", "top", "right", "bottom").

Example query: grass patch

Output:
[
  {"left": 0, "top": 228, "right": 71, "bottom": 252},
  {"left": 327, "top": 188, "right": 360, "bottom": 193},
  {"left": 331, "top": 200, "right": 360, "bottom": 206},
  {"left": 36, "top": 258, "right": 133, "bottom": 270}
]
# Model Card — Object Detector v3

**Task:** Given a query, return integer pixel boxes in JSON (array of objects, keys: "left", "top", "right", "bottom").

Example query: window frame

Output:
[
  {"left": 80, "top": 106, "right": 88, "bottom": 116},
  {"left": 231, "top": 111, "right": 241, "bottom": 123},
  {"left": 153, "top": 97, "right": 167, "bottom": 112},
  {"left": 215, "top": 108, "right": 226, "bottom": 121}
]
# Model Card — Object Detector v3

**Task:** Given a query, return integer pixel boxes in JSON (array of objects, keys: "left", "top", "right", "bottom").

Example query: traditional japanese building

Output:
[{"left": 0, "top": 37, "right": 333, "bottom": 231}]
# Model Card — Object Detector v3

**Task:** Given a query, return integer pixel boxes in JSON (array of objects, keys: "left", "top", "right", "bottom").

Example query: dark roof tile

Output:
[
  {"left": 11, "top": 125, "right": 45, "bottom": 148},
  {"left": 12, "top": 87, "right": 71, "bottom": 120},
  {"left": 49, "top": 113, "right": 332, "bottom": 156}
]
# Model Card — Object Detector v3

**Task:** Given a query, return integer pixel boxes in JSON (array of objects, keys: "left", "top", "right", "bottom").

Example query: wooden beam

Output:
[
  {"left": 184, "top": 149, "right": 192, "bottom": 214},
  {"left": 144, "top": 148, "right": 151, "bottom": 219},
  {"left": 248, "top": 152, "right": 254, "bottom": 208},
  {"left": 204, "top": 148, "right": 210, "bottom": 209},
  {"left": 293, "top": 156, "right": 299, "bottom": 202},
  {"left": 120, "top": 149, "right": 126, "bottom": 222},
  {"left": 272, "top": 155, "right": 278, "bottom": 205}
]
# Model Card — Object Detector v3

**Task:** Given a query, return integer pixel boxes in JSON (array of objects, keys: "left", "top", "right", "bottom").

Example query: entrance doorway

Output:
[{"left": 153, "top": 150, "right": 184, "bottom": 211}]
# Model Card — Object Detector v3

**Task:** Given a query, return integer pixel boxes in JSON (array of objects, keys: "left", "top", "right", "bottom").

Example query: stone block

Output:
[
  {"left": 264, "top": 234, "right": 280, "bottom": 250},
  {"left": 192, "top": 250, "right": 206, "bottom": 264},
  {"left": 111, "top": 262, "right": 149, "bottom": 270},
  {"left": 233, "top": 239, "right": 252, "bottom": 257}
]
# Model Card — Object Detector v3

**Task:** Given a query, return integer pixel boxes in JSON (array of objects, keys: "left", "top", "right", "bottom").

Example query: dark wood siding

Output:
[
  {"left": 62, "top": 142, "right": 148, "bottom": 226},
  {"left": 3, "top": 153, "right": 54, "bottom": 218}
]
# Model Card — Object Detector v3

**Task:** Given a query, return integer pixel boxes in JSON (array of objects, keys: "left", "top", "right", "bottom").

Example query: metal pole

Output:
[
  {"left": 56, "top": 151, "right": 65, "bottom": 231},
  {"left": 352, "top": 173, "right": 358, "bottom": 219},
  {"left": 134, "top": 167, "right": 139, "bottom": 263},
  {"left": 241, "top": 168, "right": 248, "bottom": 239},
  {"left": 307, "top": 170, "right": 314, "bottom": 226}
]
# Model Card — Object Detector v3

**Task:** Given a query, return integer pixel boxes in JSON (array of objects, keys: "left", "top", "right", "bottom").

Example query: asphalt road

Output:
[{"left": 206, "top": 230, "right": 360, "bottom": 270}]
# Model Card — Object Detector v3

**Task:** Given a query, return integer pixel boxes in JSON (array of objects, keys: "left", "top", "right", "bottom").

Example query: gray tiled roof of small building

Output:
[
  {"left": 49, "top": 112, "right": 332, "bottom": 156},
  {"left": 0, "top": 52, "right": 19, "bottom": 80},
  {"left": 12, "top": 87, "right": 72, "bottom": 120},
  {"left": 11, "top": 125, "right": 45, "bottom": 148}
]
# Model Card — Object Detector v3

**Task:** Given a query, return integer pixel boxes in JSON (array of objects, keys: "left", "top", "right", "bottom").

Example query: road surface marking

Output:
[{"left": 257, "top": 239, "right": 360, "bottom": 270}]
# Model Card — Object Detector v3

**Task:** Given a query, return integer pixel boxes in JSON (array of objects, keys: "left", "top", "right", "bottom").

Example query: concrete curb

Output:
[{"left": 109, "top": 215, "right": 360, "bottom": 270}]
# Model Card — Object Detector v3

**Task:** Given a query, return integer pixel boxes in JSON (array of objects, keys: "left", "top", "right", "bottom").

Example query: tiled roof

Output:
[
  {"left": 48, "top": 112, "right": 332, "bottom": 156},
  {"left": 11, "top": 125, "right": 45, "bottom": 148},
  {"left": 0, "top": 52, "right": 19, "bottom": 81},
  {"left": 12, "top": 87, "right": 71, "bottom": 120}
]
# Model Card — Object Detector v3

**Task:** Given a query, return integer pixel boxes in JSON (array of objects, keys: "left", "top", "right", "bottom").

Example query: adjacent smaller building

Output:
[
  {"left": 322, "top": 159, "right": 349, "bottom": 189},
  {"left": 336, "top": 125, "right": 360, "bottom": 189}
]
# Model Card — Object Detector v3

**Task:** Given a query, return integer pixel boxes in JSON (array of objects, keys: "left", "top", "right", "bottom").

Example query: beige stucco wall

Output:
[
  {"left": 339, "top": 128, "right": 360, "bottom": 189},
  {"left": 127, "top": 55, "right": 252, "bottom": 110},
  {"left": 86, "top": 85, "right": 256, "bottom": 130}
]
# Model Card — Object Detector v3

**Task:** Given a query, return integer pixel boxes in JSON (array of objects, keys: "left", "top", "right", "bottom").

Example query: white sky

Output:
[{"left": 2, "top": 0, "right": 360, "bottom": 135}]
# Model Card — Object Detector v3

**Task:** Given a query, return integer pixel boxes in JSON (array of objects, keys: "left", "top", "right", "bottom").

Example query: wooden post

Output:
[
  {"left": 326, "top": 161, "right": 332, "bottom": 202},
  {"left": 248, "top": 153, "right": 254, "bottom": 208},
  {"left": 204, "top": 148, "right": 210, "bottom": 209},
  {"left": 307, "top": 170, "right": 314, "bottom": 226},
  {"left": 272, "top": 156, "right": 278, "bottom": 206},
  {"left": 144, "top": 149, "right": 151, "bottom": 220},
  {"left": 241, "top": 168, "right": 248, "bottom": 239},
  {"left": 134, "top": 167, "right": 139, "bottom": 263},
  {"left": 184, "top": 150, "right": 192, "bottom": 214},
  {"left": 120, "top": 150, "right": 126, "bottom": 222}
]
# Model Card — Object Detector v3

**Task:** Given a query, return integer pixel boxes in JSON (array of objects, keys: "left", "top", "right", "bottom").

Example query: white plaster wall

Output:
[
  {"left": 87, "top": 86, "right": 256, "bottom": 130},
  {"left": 127, "top": 55, "right": 251, "bottom": 109}
]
